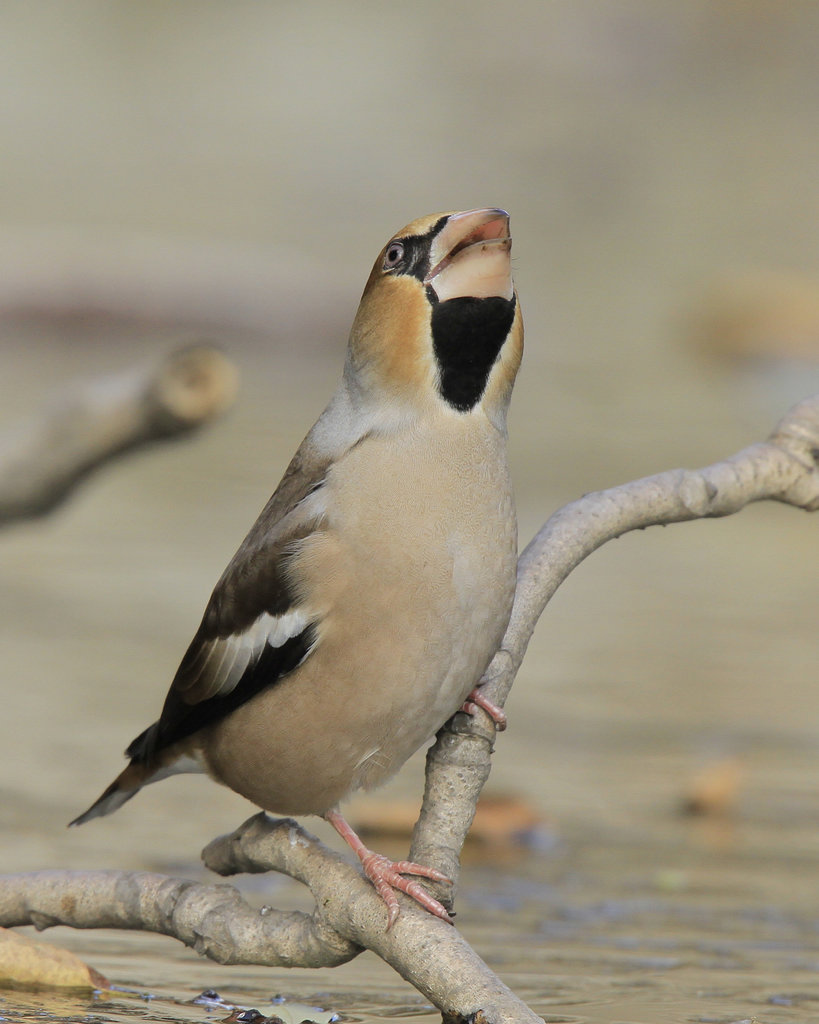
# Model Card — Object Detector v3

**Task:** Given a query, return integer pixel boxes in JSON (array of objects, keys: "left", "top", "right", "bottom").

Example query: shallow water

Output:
[{"left": 3, "top": 3, "right": 819, "bottom": 1021}]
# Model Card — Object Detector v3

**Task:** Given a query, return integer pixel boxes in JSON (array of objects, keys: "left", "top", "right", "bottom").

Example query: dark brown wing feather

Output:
[{"left": 126, "top": 441, "right": 332, "bottom": 765}]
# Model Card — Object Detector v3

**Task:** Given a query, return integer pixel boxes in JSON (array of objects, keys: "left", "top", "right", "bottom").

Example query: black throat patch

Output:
[{"left": 430, "top": 294, "right": 516, "bottom": 412}]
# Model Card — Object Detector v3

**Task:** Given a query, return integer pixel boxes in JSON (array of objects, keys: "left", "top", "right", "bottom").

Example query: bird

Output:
[{"left": 71, "top": 208, "right": 524, "bottom": 928}]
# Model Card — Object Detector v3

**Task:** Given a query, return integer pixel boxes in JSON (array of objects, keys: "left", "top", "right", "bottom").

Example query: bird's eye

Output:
[{"left": 383, "top": 241, "right": 405, "bottom": 270}]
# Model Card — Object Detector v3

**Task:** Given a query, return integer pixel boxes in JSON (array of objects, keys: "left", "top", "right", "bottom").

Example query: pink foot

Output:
[
  {"left": 461, "top": 687, "right": 508, "bottom": 731},
  {"left": 324, "top": 809, "right": 453, "bottom": 929}
]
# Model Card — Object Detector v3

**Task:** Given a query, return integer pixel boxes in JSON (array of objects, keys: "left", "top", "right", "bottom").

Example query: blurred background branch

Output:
[{"left": 0, "top": 344, "right": 238, "bottom": 526}]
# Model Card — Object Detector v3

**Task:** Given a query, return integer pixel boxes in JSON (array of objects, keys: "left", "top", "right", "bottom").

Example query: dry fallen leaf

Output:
[
  {"left": 0, "top": 927, "right": 109, "bottom": 991},
  {"left": 681, "top": 757, "right": 745, "bottom": 817},
  {"left": 350, "top": 791, "right": 545, "bottom": 852}
]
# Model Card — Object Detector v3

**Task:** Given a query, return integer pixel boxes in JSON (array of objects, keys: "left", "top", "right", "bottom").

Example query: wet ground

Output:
[{"left": 3, "top": 3, "right": 819, "bottom": 1021}]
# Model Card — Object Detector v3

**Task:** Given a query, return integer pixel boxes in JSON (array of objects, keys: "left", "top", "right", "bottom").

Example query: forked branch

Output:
[{"left": 2, "top": 393, "right": 818, "bottom": 1023}]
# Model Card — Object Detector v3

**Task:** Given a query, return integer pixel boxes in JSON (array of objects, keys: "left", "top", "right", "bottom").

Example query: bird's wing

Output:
[{"left": 126, "top": 440, "right": 335, "bottom": 764}]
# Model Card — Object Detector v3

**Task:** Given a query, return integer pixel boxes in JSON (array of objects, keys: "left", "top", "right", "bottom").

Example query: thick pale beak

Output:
[{"left": 424, "top": 208, "right": 513, "bottom": 302}]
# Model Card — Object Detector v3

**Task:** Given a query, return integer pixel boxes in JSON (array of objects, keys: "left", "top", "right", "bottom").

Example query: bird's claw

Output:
[
  {"left": 359, "top": 851, "right": 454, "bottom": 929},
  {"left": 461, "top": 687, "right": 508, "bottom": 730}
]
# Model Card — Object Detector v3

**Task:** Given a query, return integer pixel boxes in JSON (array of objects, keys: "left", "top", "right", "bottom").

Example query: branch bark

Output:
[
  {"left": 2, "top": 392, "right": 818, "bottom": 1022},
  {"left": 0, "top": 343, "right": 239, "bottom": 525}
]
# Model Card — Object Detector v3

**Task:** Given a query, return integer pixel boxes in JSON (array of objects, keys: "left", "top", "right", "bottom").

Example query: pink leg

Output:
[
  {"left": 324, "top": 808, "right": 453, "bottom": 929},
  {"left": 461, "top": 687, "right": 508, "bottom": 731}
]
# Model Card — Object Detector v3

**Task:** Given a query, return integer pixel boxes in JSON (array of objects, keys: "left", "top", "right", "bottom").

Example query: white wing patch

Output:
[
  {"left": 264, "top": 609, "right": 308, "bottom": 648},
  {"left": 178, "top": 608, "right": 312, "bottom": 701}
]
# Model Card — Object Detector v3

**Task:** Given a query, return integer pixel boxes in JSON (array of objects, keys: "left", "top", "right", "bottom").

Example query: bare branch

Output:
[
  {"left": 3, "top": 392, "right": 818, "bottom": 1021},
  {"left": 501, "top": 392, "right": 819, "bottom": 703},
  {"left": 0, "top": 818, "right": 541, "bottom": 1023},
  {"left": 0, "top": 866, "right": 356, "bottom": 968},
  {"left": 0, "top": 344, "right": 239, "bottom": 525},
  {"left": 202, "top": 815, "right": 542, "bottom": 1021},
  {"left": 409, "top": 392, "right": 819, "bottom": 886}
]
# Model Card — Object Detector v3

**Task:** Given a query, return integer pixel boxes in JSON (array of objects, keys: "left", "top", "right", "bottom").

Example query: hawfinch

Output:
[{"left": 72, "top": 208, "right": 524, "bottom": 927}]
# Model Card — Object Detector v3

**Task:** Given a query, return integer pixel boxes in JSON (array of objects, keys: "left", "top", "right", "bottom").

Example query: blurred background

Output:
[{"left": 3, "top": 3, "right": 819, "bottom": 1022}]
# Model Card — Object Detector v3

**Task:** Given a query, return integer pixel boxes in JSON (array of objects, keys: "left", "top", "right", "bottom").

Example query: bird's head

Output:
[{"left": 346, "top": 209, "right": 523, "bottom": 427}]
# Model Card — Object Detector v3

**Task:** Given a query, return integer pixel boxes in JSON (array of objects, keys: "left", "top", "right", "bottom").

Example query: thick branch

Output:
[
  {"left": 0, "top": 866, "right": 356, "bottom": 968},
  {"left": 0, "top": 344, "right": 238, "bottom": 525},
  {"left": 0, "top": 818, "right": 540, "bottom": 1023},
  {"left": 203, "top": 815, "right": 540, "bottom": 1021}
]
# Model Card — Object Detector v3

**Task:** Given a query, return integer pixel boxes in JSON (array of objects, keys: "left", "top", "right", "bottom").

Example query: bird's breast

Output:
[
  {"left": 202, "top": 416, "right": 517, "bottom": 815},
  {"left": 304, "top": 420, "right": 516, "bottom": 761}
]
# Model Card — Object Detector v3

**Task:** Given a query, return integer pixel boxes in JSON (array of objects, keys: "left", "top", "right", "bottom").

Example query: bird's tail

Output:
[{"left": 69, "top": 760, "right": 153, "bottom": 826}]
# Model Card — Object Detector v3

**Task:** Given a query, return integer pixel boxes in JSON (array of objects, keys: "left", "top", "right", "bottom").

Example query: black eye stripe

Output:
[
  {"left": 382, "top": 236, "right": 426, "bottom": 278},
  {"left": 382, "top": 216, "right": 448, "bottom": 282}
]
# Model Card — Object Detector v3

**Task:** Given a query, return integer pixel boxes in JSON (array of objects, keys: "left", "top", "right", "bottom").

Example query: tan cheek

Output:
[{"left": 351, "top": 277, "right": 435, "bottom": 396}]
